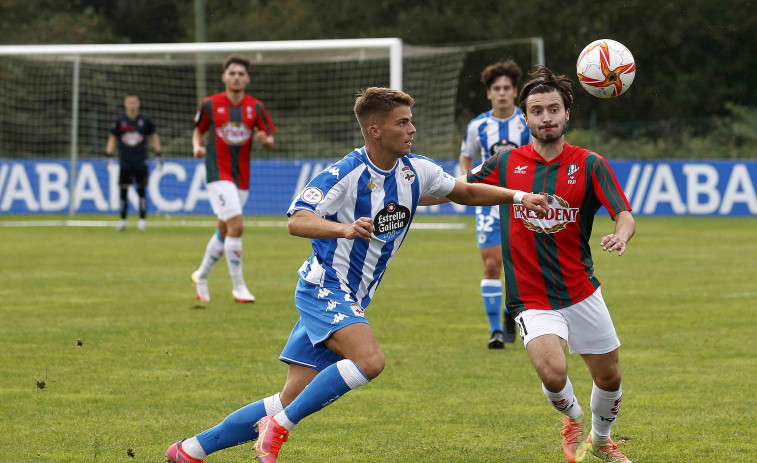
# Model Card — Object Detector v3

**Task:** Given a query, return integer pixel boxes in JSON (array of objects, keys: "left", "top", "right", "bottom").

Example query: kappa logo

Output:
[
  {"left": 331, "top": 313, "right": 349, "bottom": 324},
  {"left": 514, "top": 165, "right": 528, "bottom": 174},
  {"left": 326, "top": 167, "right": 340, "bottom": 179},
  {"left": 317, "top": 288, "right": 334, "bottom": 299},
  {"left": 366, "top": 179, "right": 377, "bottom": 190},
  {"left": 325, "top": 300, "right": 340, "bottom": 312}
]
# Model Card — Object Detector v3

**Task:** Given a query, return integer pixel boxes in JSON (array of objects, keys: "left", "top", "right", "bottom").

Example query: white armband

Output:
[{"left": 512, "top": 190, "right": 526, "bottom": 204}]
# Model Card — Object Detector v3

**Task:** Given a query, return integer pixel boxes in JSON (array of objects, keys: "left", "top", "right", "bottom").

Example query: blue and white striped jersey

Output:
[
  {"left": 460, "top": 109, "right": 531, "bottom": 163},
  {"left": 288, "top": 147, "right": 456, "bottom": 308}
]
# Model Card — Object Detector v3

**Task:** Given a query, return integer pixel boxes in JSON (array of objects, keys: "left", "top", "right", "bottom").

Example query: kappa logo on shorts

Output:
[
  {"left": 317, "top": 288, "right": 333, "bottom": 299},
  {"left": 325, "top": 300, "right": 340, "bottom": 312},
  {"left": 300, "top": 187, "right": 324, "bottom": 204},
  {"left": 331, "top": 313, "right": 349, "bottom": 324}
]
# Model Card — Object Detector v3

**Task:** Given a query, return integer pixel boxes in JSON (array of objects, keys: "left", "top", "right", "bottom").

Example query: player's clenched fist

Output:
[
  {"left": 193, "top": 145, "right": 207, "bottom": 159},
  {"left": 344, "top": 217, "right": 374, "bottom": 241},
  {"left": 522, "top": 193, "right": 550, "bottom": 219}
]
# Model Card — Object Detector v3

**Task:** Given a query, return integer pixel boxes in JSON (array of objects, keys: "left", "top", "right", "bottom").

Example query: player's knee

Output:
[
  {"left": 594, "top": 369, "right": 622, "bottom": 391},
  {"left": 357, "top": 351, "right": 385, "bottom": 380},
  {"left": 540, "top": 368, "right": 568, "bottom": 392}
]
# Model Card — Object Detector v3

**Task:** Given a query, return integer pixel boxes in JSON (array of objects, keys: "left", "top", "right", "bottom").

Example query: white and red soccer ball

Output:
[{"left": 576, "top": 39, "right": 635, "bottom": 98}]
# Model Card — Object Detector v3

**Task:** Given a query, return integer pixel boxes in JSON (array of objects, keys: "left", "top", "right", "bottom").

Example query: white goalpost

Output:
[{"left": 0, "top": 37, "right": 543, "bottom": 218}]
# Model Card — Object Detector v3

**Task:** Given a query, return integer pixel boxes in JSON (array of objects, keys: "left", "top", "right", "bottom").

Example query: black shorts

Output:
[{"left": 119, "top": 166, "right": 148, "bottom": 187}]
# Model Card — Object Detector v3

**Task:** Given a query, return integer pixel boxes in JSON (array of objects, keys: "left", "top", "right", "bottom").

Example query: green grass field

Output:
[{"left": 1, "top": 215, "right": 755, "bottom": 462}]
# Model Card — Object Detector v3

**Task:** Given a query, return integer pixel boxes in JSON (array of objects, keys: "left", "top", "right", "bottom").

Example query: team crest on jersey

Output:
[
  {"left": 217, "top": 107, "right": 226, "bottom": 114},
  {"left": 567, "top": 163, "right": 580, "bottom": 179},
  {"left": 401, "top": 166, "right": 416, "bottom": 184},
  {"left": 489, "top": 140, "right": 518, "bottom": 157},
  {"left": 300, "top": 187, "right": 324, "bottom": 204},
  {"left": 513, "top": 194, "right": 579, "bottom": 234},
  {"left": 374, "top": 201, "right": 410, "bottom": 240},
  {"left": 246, "top": 106, "right": 252, "bottom": 116},
  {"left": 216, "top": 122, "right": 251, "bottom": 145}
]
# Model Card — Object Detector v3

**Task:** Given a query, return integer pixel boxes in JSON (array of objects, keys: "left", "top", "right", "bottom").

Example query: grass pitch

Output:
[{"left": 1, "top": 215, "right": 755, "bottom": 462}]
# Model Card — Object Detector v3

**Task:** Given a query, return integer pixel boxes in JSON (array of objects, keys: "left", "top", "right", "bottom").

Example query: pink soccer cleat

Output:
[{"left": 254, "top": 416, "right": 288, "bottom": 462}]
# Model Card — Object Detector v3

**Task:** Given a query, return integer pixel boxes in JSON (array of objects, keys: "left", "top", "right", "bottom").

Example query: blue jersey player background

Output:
[
  {"left": 164, "top": 87, "right": 549, "bottom": 463},
  {"left": 459, "top": 61, "right": 531, "bottom": 349}
]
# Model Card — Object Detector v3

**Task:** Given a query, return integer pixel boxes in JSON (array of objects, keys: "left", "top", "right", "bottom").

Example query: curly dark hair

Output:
[
  {"left": 480, "top": 60, "right": 522, "bottom": 90},
  {"left": 518, "top": 66, "right": 574, "bottom": 112}
]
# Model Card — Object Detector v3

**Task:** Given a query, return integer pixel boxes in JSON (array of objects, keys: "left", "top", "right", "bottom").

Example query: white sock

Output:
[
  {"left": 590, "top": 383, "right": 622, "bottom": 443},
  {"left": 273, "top": 410, "right": 296, "bottom": 432},
  {"left": 180, "top": 436, "right": 207, "bottom": 459},
  {"left": 197, "top": 232, "right": 224, "bottom": 279},
  {"left": 224, "top": 236, "right": 245, "bottom": 288},
  {"left": 264, "top": 393, "right": 284, "bottom": 415},
  {"left": 542, "top": 377, "right": 583, "bottom": 420}
]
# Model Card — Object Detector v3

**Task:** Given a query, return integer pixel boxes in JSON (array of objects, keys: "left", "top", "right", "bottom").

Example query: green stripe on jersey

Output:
[
  {"left": 204, "top": 100, "right": 220, "bottom": 183},
  {"left": 229, "top": 105, "right": 241, "bottom": 186},
  {"left": 496, "top": 150, "right": 523, "bottom": 314},
  {"left": 579, "top": 154, "right": 604, "bottom": 289},
  {"left": 531, "top": 162, "right": 572, "bottom": 310},
  {"left": 255, "top": 102, "right": 271, "bottom": 133}
]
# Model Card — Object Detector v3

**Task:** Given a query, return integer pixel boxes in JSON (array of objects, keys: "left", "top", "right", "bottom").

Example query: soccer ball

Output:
[{"left": 576, "top": 39, "right": 635, "bottom": 98}]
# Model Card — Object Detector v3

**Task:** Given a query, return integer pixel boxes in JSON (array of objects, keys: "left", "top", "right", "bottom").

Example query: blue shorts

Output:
[
  {"left": 279, "top": 278, "right": 370, "bottom": 371},
  {"left": 475, "top": 206, "right": 501, "bottom": 249}
]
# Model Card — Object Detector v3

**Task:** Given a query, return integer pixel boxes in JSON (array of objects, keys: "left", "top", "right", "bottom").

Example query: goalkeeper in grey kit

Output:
[{"left": 105, "top": 93, "right": 162, "bottom": 231}]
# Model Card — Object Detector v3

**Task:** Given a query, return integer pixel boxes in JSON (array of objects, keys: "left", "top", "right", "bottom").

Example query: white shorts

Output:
[
  {"left": 514, "top": 287, "right": 621, "bottom": 355},
  {"left": 206, "top": 180, "right": 249, "bottom": 221}
]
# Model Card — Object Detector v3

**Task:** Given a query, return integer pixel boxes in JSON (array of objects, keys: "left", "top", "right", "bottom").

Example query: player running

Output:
[
  {"left": 190, "top": 54, "right": 275, "bottom": 303},
  {"left": 164, "top": 87, "right": 549, "bottom": 463},
  {"left": 460, "top": 61, "right": 531, "bottom": 348}
]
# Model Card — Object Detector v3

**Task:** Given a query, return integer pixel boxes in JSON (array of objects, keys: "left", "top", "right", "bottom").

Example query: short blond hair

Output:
[{"left": 353, "top": 87, "right": 414, "bottom": 128}]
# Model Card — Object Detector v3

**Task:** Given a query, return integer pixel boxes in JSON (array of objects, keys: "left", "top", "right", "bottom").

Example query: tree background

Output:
[{"left": 1, "top": 0, "right": 755, "bottom": 157}]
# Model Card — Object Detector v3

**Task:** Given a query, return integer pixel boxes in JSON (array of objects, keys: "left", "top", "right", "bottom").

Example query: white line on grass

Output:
[{"left": 0, "top": 219, "right": 465, "bottom": 230}]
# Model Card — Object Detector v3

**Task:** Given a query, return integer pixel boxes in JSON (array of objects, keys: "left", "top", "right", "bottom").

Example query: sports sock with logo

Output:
[
  {"left": 275, "top": 359, "right": 370, "bottom": 431},
  {"left": 590, "top": 383, "right": 622, "bottom": 443},
  {"left": 543, "top": 377, "right": 583, "bottom": 420},
  {"left": 197, "top": 230, "right": 224, "bottom": 279},
  {"left": 481, "top": 279, "right": 503, "bottom": 333},
  {"left": 224, "top": 236, "right": 245, "bottom": 288},
  {"left": 191, "top": 393, "right": 284, "bottom": 456}
]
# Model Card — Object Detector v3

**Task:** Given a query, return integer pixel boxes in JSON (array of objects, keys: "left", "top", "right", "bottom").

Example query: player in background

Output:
[
  {"left": 466, "top": 67, "right": 636, "bottom": 463},
  {"left": 190, "top": 54, "right": 275, "bottom": 303},
  {"left": 105, "top": 93, "right": 162, "bottom": 231},
  {"left": 460, "top": 61, "right": 531, "bottom": 349},
  {"left": 164, "top": 87, "right": 550, "bottom": 463}
]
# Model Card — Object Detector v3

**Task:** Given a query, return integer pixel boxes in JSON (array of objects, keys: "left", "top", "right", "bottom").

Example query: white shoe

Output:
[
  {"left": 232, "top": 285, "right": 256, "bottom": 303},
  {"left": 191, "top": 270, "right": 210, "bottom": 302},
  {"left": 137, "top": 219, "right": 146, "bottom": 231},
  {"left": 116, "top": 219, "right": 127, "bottom": 231}
]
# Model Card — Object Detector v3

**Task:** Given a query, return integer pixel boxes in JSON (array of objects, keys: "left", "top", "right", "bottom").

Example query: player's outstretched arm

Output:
[
  {"left": 288, "top": 210, "right": 374, "bottom": 241},
  {"left": 600, "top": 210, "right": 635, "bottom": 256},
  {"left": 445, "top": 180, "right": 549, "bottom": 217}
]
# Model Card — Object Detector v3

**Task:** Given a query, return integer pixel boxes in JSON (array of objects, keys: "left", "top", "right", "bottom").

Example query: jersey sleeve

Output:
[
  {"left": 588, "top": 152, "right": 632, "bottom": 216},
  {"left": 460, "top": 120, "right": 481, "bottom": 160},
  {"left": 414, "top": 157, "right": 456, "bottom": 198},
  {"left": 144, "top": 117, "right": 156, "bottom": 136},
  {"left": 287, "top": 164, "right": 348, "bottom": 218},
  {"left": 254, "top": 102, "right": 276, "bottom": 135},
  {"left": 467, "top": 151, "right": 504, "bottom": 186},
  {"left": 110, "top": 118, "right": 120, "bottom": 136},
  {"left": 193, "top": 99, "right": 211, "bottom": 132}
]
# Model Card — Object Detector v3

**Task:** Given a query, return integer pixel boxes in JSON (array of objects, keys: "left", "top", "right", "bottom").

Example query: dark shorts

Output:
[{"left": 119, "top": 166, "right": 148, "bottom": 187}]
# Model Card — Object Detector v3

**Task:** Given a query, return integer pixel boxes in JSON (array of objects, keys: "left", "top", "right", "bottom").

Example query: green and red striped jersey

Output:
[
  {"left": 467, "top": 142, "right": 631, "bottom": 314},
  {"left": 194, "top": 92, "right": 275, "bottom": 190}
]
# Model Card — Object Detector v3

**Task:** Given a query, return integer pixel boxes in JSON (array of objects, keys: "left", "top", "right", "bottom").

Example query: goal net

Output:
[{"left": 0, "top": 38, "right": 543, "bottom": 216}]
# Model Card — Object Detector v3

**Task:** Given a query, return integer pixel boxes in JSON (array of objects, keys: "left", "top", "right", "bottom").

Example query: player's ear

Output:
[
  {"left": 565, "top": 108, "right": 570, "bottom": 121},
  {"left": 367, "top": 124, "right": 381, "bottom": 139}
]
